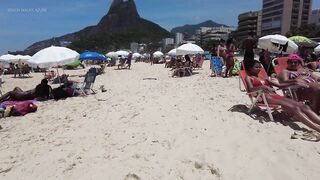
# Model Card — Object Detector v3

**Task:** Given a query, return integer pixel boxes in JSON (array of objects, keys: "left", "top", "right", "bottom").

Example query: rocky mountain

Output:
[
  {"left": 171, "top": 20, "right": 228, "bottom": 36},
  {"left": 22, "top": 0, "right": 171, "bottom": 55}
]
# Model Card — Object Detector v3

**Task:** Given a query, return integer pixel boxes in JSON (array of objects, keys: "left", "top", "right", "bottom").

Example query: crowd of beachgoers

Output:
[{"left": 1, "top": 33, "right": 320, "bottom": 179}]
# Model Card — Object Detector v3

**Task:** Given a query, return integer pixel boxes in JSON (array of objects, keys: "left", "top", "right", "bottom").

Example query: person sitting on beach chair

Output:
[
  {"left": 244, "top": 60, "right": 320, "bottom": 133},
  {"left": 172, "top": 59, "right": 192, "bottom": 77},
  {"left": 117, "top": 56, "right": 127, "bottom": 69}
]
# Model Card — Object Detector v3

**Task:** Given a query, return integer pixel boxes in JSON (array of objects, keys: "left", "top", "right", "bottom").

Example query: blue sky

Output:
[{"left": 1, "top": 0, "right": 320, "bottom": 55}]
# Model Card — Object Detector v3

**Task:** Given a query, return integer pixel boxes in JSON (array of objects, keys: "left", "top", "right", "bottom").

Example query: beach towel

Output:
[
  {"left": 1, "top": 100, "right": 38, "bottom": 116},
  {"left": 211, "top": 56, "right": 223, "bottom": 75},
  {"left": 232, "top": 59, "right": 241, "bottom": 75}
]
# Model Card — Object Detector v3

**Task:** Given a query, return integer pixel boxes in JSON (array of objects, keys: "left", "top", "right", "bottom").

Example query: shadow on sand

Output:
[{"left": 228, "top": 104, "right": 309, "bottom": 132}]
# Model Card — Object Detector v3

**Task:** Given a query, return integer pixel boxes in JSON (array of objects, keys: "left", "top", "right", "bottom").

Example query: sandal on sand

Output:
[{"left": 291, "top": 131, "right": 320, "bottom": 142}]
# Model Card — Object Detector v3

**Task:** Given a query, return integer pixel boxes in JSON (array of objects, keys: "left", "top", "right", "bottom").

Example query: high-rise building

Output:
[
  {"left": 261, "top": 0, "right": 313, "bottom": 35},
  {"left": 237, "top": 11, "right": 262, "bottom": 41},
  {"left": 130, "top": 42, "right": 139, "bottom": 53},
  {"left": 162, "top": 38, "right": 174, "bottom": 46},
  {"left": 195, "top": 26, "right": 234, "bottom": 43},
  {"left": 310, "top": 9, "right": 320, "bottom": 25},
  {"left": 175, "top": 33, "right": 184, "bottom": 46}
]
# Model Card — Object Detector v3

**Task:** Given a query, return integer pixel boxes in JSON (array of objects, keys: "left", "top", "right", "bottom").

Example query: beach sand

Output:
[{"left": 0, "top": 61, "right": 319, "bottom": 180}]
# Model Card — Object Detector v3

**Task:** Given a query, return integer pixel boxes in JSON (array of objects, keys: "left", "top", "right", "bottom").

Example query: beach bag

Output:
[{"left": 11, "top": 101, "right": 37, "bottom": 116}]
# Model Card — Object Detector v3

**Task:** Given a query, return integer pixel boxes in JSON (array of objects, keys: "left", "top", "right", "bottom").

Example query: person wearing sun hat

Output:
[{"left": 278, "top": 53, "right": 320, "bottom": 114}]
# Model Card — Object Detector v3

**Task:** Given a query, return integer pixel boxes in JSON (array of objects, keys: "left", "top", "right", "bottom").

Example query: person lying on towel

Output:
[{"left": 0, "top": 79, "right": 52, "bottom": 102}]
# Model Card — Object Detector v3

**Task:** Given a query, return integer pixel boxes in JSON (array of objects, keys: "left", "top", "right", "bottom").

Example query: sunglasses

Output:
[{"left": 287, "top": 61, "right": 299, "bottom": 65}]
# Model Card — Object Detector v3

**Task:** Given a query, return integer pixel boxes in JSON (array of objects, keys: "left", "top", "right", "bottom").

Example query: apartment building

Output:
[
  {"left": 310, "top": 9, "right": 320, "bottom": 25},
  {"left": 261, "top": 0, "right": 313, "bottom": 35},
  {"left": 237, "top": 11, "right": 262, "bottom": 41}
]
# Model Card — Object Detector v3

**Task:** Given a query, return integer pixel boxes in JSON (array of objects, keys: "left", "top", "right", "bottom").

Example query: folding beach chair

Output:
[
  {"left": 211, "top": 56, "right": 223, "bottom": 76},
  {"left": 81, "top": 67, "right": 97, "bottom": 94},
  {"left": 194, "top": 57, "right": 204, "bottom": 69},
  {"left": 272, "top": 57, "right": 300, "bottom": 100},
  {"left": 238, "top": 60, "right": 268, "bottom": 91},
  {"left": 239, "top": 69, "right": 280, "bottom": 121},
  {"left": 272, "top": 57, "right": 289, "bottom": 76}
]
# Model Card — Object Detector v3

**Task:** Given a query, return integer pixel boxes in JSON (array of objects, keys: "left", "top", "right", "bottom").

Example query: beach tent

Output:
[
  {"left": 116, "top": 50, "right": 129, "bottom": 57},
  {"left": 153, "top": 51, "right": 164, "bottom": 58},
  {"left": 168, "top": 48, "right": 177, "bottom": 56},
  {"left": 28, "top": 46, "right": 79, "bottom": 68},
  {"left": 65, "top": 59, "right": 81, "bottom": 68},
  {"left": 258, "top": 34, "right": 298, "bottom": 54},
  {"left": 176, "top": 43, "right": 204, "bottom": 55},
  {"left": 79, "top": 52, "right": 106, "bottom": 61}
]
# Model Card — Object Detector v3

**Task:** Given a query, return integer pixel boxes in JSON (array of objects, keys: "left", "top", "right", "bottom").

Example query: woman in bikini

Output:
[
  {"left": 278, "top": 53, "right": 320, "bottom": 114},
  {"left": 245, "top": 60, "right": 320, "bottom": 133},
  {"left": 225, "top": 38, "right": 236, "bottom": 77},
  {"left": 210, "top": 39, "right": 226, "bottom": 77}
]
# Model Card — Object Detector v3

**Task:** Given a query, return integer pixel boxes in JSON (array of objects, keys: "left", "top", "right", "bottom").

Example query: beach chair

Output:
[
  {"left": 272, "top": 57, "right": 288, "bottom": 76},
  {"left": 211, "top": 56, "right": 223, "bottom": 76},
  {"left": 81, "top": 67, "right": 97, "bottom": 94},
  {"left": 239, "top": 69, "right": 280, "bottom": 121},
  {"left": 238, "top": 60, "right": 269, "bottom": 91},
  {"left": 271, "top": 57, "right": 300, "bottom": 100},
  {"left": 194, "top": 57, "right": 204, "bottom": 69}
]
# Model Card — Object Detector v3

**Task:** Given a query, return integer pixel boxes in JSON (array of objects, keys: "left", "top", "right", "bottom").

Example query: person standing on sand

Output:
[
  {"left": 242, "top": 32, "right": 257, "bottom": 63},
  {"left": 225, "top": 37, "right": 236, "bottom": 77},
  {"left": 126, "top": 52, "right": 133, "bottom": 69}
]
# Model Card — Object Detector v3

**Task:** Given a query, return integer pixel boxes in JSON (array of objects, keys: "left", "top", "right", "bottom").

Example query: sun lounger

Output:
[{"left": 239, "top": 69, "right": 281, "bottom": 121}]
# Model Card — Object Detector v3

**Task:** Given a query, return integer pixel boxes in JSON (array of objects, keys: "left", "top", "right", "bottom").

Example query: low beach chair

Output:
[
  {"left": 81, "top": 67, "right": 97, "bottom": 94},
  {"left": 238, "top": 60, "right": 268, "bottom": 91},
  {"left": 272, "top": 57, "right": 300, "bottom": 100},
  {"left": 239, "top": 69, "right": 280, "bottom": 121},
  {"left": 194, "top": 57, "right": 204, "bottom": 69},
  {"left": 211, "top": 56, "right": 223, "bottom": 76}
]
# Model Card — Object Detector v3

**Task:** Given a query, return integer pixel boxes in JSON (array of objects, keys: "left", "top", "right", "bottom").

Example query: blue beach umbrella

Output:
[{"left": 79, "top": 52, "right": 106, "bottom": 61}]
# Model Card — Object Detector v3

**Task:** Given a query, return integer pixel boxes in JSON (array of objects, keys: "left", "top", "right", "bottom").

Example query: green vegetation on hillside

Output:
[{"left": 68, "top": 19, "right": 172, "bottom": 53}]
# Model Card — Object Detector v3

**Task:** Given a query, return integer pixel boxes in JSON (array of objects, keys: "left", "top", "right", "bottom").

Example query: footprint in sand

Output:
[{"left": 124, "top": 173, "right": 141, "bottom": 180}]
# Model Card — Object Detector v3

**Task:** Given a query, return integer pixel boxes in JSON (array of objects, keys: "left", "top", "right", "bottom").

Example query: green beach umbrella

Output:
[{"left": 289, "top": 36, "right": 317, "bottom": 47}]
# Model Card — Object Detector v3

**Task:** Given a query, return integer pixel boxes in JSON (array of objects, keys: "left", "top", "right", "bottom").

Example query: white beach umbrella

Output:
[
  {"left": 116, "top": 50, "right": 129, "bottom": 57},
  {"left": 106, "top": 51, "right": 118, "bottom": 57},
  {"left": 16, "top": 55, "right": 31, "bottom": 61},
  {"left": 315, "top": 45, "right": 320, "bottom": 53},
  {"left": 258, "top": 34, "right": 298, "bottom": 54},
  {"left": 153, "top": 51, "right": 164, "bottom": 58},
  {"left": 132, "top": 53, "right": 142, "bottom": 58},
  {"left": 168, "top": 48, "right": 177, "bottom": 56},
  {"left": 0, "top": 54, "right": 18, "bottom": 62},
  {"left": 28, "top": 46, "right": 79, "bottom": 68},
  {"left": 176, "top": 43, "right": 204, "bottom": 55}
]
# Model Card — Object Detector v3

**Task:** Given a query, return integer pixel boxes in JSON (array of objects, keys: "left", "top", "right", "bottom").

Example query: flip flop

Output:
[
  {"left": 301, "top": 131, "right": 320, "bottom": 142},
  {"left": 291, "top": 131, "right": 320, "bottom": 142}
]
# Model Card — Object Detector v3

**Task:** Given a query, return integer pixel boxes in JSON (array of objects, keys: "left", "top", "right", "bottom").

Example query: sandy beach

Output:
[{"left": 0, "top": 61, "right": 320, "bottom": 180}]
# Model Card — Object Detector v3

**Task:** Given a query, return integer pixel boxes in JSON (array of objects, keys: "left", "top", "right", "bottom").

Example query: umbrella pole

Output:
[{"left": 56, "top": 67, "right": 61, "bottom": 85}]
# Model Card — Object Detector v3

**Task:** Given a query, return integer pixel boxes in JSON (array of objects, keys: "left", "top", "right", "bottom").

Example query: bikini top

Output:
[
  {"left": 250, "top": 76, "right": 270, "bottom": 87},
  {"left": 288, "top": 71, "right": 316, "bottom": 84}
]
